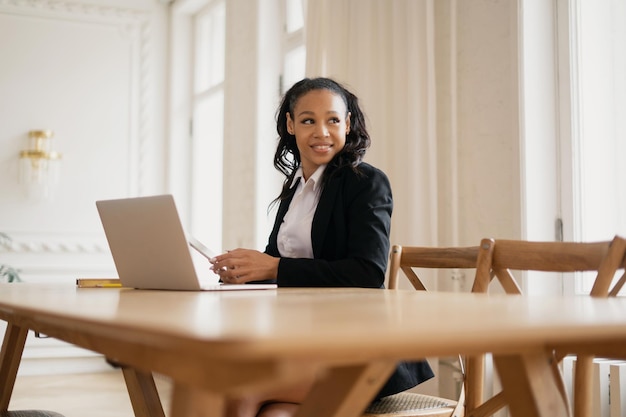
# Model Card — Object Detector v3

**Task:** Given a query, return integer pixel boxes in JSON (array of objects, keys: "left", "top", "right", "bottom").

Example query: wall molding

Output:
[
  {"left": 1, "top": 234, "right": 109, "bottom": 254},
  {"left": 0, "top": 0, "right": 153, "bottom": 196},
  {"left": 0, "top": 0, "right": 148, "bottom": 23}
]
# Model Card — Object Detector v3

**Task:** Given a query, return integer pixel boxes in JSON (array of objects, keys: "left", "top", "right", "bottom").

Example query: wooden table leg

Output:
[
  {"left": 170, "top": 383, "right": 225, "bottom": 417},
  {"left": 295, "top": 361, "right": 397, "bottom": 417},
  {"left": 122, "top": 367, "right": 166, "bottom": 417},
  {"left": 494, "top": 351, "right": 571, "bottom": 417},
  {"left": 0, "top": 322, "right": 28, "bottom": 412}
]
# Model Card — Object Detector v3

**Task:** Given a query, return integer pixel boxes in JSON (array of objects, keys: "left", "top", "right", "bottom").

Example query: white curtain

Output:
[{"left": 304, "top": 0, "right": 438, "bottom": 247}]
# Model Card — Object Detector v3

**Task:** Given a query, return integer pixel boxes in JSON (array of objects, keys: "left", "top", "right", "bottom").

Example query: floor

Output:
[{"left": 8, "top": 371, "right": 173, "bottom": 417}]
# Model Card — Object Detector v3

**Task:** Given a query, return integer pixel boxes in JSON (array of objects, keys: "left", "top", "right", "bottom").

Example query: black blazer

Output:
[
  {"left": 263, "top": 162, "right": 434, "bottom": 399},
  {"left": 265, "top": 162, "right": 392, "bottom": 287}
]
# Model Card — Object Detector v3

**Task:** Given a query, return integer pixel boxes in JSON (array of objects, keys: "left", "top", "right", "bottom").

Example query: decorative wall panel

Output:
[
  {"left": 0, "top": 0, "right": 164, "bottom": 375},
  {"left": 0, "top": 0, "right": 158, "bottom": 272}
]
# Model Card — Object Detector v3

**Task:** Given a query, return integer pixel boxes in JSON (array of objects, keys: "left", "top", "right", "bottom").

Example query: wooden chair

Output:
[
  {"left": 467, "top": 235, "right": 626, "bottom": 417},
  {"left": 363, "top": 244, "right": 481, "bottom": 417}
]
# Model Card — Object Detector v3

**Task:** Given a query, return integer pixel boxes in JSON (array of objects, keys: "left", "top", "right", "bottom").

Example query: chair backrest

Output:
[
  {"left": 387, "top": 244, "right": 482, "bottom": 417},
  {"left": 467, "top": 235, "right": 626, "bottom": 417},
  {"left": 388, "top": 244, "right": 480, "bottom": 290},
  {"left": 472, "top": 235, "right": 626, "bottom": 297}
]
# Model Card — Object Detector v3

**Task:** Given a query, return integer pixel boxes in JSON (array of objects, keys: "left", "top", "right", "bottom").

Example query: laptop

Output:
[{"left": 95, "top": 194, "right": 277, "bottom": 291}]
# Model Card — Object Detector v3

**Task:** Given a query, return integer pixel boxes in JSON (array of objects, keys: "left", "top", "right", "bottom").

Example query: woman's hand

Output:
[{"left": 210, "top": 249, "right": 279, "bottom": 283}]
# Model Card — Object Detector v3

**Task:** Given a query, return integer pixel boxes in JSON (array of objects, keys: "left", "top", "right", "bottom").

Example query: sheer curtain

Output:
[{"left": 304, "top": 0, "right": 438, "bottom": 247}]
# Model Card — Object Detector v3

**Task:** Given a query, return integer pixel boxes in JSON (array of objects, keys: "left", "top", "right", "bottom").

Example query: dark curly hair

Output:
[{"left": 273, "top": 77, "right": 371, "bottom": 203}]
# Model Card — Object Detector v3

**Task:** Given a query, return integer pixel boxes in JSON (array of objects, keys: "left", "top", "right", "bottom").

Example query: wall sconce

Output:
[{"left": 19, "top": 130, "right": 62, "bottom": 201}]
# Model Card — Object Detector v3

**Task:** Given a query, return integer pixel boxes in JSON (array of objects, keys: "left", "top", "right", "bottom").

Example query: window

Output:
[
  {"left": 281, "top": 0, "right": 306, "bottom": 93},
  {"left": 560, "top": 0, "right": 626, "bottom": 294},
  {"left": 169, "top": 0, "right": 225, "bottom": 253},
  {"left": 190, "top": 1, "right": 225, "bottom": 253},
  {"left": 170, "top": 0, "right": 306, "bottom": 253}
]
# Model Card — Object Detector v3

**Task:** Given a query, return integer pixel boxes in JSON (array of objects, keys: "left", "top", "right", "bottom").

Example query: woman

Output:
[{"left": 211, "top": 77, "right": 433, "bottom": 417}]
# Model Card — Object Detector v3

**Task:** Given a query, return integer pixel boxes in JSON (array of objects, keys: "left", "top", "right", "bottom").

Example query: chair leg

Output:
[
  {"left": 573, "top": 355, "right": 594, "bottom": 417},
  {"left": 466, "top": 392, "right": 506, "bottom": 417},
  {"left": 465, "top": 355, "right": 484, "bottom": 413}
]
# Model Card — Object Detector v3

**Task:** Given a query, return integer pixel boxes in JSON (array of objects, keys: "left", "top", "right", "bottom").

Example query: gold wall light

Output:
[{"left": 19, "top": 130, "right": 62, "bottom": 201}]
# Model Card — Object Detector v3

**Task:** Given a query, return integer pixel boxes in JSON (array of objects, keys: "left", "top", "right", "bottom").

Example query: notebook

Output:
[{"left": 95, "top": 194, "right": 277, "bottom": 291}]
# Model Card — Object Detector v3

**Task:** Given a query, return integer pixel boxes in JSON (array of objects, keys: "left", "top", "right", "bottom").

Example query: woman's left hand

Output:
[{"left": 210, "top": 249, "right": 279, "bottom": 283}]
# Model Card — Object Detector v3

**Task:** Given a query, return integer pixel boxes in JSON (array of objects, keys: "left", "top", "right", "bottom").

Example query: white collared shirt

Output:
[{"left": 277, "top": 165, "right": 326, "bottom": 259}]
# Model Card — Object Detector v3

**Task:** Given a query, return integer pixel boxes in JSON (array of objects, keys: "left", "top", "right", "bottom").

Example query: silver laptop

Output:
[{"left": 96, "top": 194, "right": 277, "bottom": 291}]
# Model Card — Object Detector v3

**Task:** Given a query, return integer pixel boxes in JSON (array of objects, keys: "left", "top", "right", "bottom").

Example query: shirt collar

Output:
[{"left": 290, "top": 164, "right": 327, "bottom": 191}]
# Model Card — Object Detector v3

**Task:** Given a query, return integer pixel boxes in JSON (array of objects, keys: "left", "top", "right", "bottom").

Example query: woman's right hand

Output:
[{"left": 210, "top": 249, "right": 279, "bottom": 283}]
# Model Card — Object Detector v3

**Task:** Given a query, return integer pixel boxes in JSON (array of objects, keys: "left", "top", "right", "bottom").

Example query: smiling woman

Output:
[
  {"left": 208, "top": 77, "right": 434, "bottom": 417},
  {"left": 285, "top": 89, "right": 349, "bottom": 180}
]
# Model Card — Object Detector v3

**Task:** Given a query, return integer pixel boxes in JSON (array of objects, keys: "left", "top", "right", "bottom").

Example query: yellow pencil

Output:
[
  {"left": 94, "top": 283, "right": 123, "bottom": 288},
  {"left": 76, "top": 278, "right": 123, "bottom": 288}
]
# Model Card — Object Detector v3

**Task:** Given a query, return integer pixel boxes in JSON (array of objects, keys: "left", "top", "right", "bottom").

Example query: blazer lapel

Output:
[{"left": 311, "top": 173, "right": 342, "bottom": 257}]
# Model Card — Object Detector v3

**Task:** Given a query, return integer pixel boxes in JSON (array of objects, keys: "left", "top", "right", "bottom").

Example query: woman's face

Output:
[{"left": 286, "top": 89, "right": 351, "bottom": 180}]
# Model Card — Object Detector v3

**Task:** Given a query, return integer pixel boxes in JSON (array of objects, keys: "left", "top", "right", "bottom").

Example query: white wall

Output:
[
  {"left": 0, "top": 0, "right": 169, "bottom": 272},
  {"left": 453, "top": 0, "right": 522, "bottom": 245},
  {"left": 429, "top": 0, "right": 521, "bottom": 294},
  {"left": 0, "top": 0, "right": 169, "bottom": 374}
]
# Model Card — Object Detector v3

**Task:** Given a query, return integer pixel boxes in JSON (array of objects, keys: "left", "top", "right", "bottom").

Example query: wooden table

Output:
[{"left": 2, "top": 284, "right": 626, "bottom": 417}]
